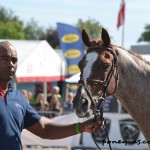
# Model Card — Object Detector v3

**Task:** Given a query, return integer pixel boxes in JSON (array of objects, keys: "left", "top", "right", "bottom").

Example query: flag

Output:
[
  {"left": 57, "top": 23, "right": 84, "bottom": 93},
  {"left": 57, "top": 23, "right": 84, "bottom": 78},
  {"left": 117, "top": 0, "right": 125, "bottom": 29}
]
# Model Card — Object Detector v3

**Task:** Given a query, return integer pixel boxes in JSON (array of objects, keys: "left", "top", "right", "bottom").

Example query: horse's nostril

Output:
[
  {"left": 79, "top": 99, "right": 85, "bottom": 105},
  {"left": 80, "top": 98, "right": 88, "bottom": 107}
]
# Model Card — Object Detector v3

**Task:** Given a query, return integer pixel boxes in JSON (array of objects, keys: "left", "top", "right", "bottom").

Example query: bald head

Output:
[
  {"left": 0, "top": 41, "right": 18, "bottom": 85},
  {"left": 0, "top": 41, "right": 17, "bottom": 52}
]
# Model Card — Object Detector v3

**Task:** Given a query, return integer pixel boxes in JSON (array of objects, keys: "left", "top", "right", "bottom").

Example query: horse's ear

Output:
[
  {"left": 101, "top": 28, "right": 110, "bottom": 47},
  {"left": 82, "top": 29, "right": 92, "bottom": 47}
]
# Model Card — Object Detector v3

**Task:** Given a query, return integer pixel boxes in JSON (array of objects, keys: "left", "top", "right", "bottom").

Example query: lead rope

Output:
[
  {"left": 92, "top": 120, "right": 112, "bottom": 150},
  {"left": 91, "top": 101, "right": 112, "bottom": 150},
  {"left": 92, "top": 96, "right": 112, "bottom": 150}
]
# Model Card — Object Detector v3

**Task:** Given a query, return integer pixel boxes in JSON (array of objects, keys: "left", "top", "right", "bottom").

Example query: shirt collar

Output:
[{"left": 0, "top": 82, "right": 13, "bottom": 93}]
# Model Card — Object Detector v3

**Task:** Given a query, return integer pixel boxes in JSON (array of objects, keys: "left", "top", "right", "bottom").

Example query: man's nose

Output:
[{"left": 8, "top": 60, "right": 15, "bottom": 68}]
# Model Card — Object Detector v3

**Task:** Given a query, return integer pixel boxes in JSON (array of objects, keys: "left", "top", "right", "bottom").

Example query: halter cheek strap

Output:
[{"left": 78, "top": 79, "right": 96, "bottom": 108}]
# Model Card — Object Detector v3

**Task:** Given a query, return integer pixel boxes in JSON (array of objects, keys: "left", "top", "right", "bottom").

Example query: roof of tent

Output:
[{"left": 0, "top": 40, "right": 67, "bottom": 82}]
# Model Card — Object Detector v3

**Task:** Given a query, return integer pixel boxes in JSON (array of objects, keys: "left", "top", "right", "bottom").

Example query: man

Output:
[{"left": 0, "top": 41, "right": 102, "bottom": 150}]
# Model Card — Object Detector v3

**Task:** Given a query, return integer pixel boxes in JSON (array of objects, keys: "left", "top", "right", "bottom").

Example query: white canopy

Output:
[
  {"left": 141, "top": 54, "right": 150, "bottom": 61},
  {"left": 65, "top": 73, "right": 80, "bottom": 83},
  {"left": 0, "top": 40, "right": 66, "bottom": 82}
]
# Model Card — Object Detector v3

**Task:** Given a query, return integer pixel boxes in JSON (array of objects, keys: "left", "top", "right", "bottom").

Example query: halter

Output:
[
  {"left": 78, "top": 46, "right": 118, "bottom": 114},
  {"left": 78, "top": 46, "right": 119, "bottom": 150}
]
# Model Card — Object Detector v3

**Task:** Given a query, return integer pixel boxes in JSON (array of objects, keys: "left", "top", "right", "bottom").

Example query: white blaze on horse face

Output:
[{"left": 83, "top": 52, "right": 98, "bottom": 79}]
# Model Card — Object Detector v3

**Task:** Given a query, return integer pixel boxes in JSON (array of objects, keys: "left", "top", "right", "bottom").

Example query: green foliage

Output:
[
  {"left": 0, "top": 6, "right": 25, "bottom": 39},
  {"left": 24, "top": 18, "right": 45, "bottom": 40},
  {"left": 0, "top": 6, "right": 44, "bottom": 40},
  {"left": 40, "top": 27, "right": 60, "bottom": 49},
  {"left": 0, "top": 6, "right": 14, "bottom": 22},
  {"left": 138, "top": 24, "right": 150, "bottom": 42},
  {"left": 0, "top": 21, "right": 25, "bottom": 39},
  {"left": 76, "top": 18, "right": 102, "bottom": 39}
]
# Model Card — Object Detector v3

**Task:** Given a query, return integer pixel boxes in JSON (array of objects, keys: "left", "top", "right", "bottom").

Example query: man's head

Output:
[{"left": 0, "top": 41, "right": 18, "bottom": 83}]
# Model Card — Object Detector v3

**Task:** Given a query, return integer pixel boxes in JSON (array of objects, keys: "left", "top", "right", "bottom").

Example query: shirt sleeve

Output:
[{"left": 24, "top": 103, "right": 41, "bottom": 128}]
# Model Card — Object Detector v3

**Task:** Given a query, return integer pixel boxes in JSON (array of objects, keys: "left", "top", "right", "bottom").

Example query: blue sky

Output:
[{"left": 0, "top": 0, "right": 149, "bottom": 49}]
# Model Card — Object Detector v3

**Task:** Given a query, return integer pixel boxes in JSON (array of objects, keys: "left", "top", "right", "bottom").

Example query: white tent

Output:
[
  {"left": 65, "top": 73, "right": 80, "bottom": 83},
  {"left": 141, "top": 54, "right": 150, "bottom": 61},
  {"left": 0, "top": 40, "right": 66, "bottom": 82}
]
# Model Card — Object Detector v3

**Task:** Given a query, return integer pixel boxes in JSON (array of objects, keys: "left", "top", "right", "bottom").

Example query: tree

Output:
[
  {"left": 40, "top": 26, "right": 60, "bottom": 49},
  {"left": 0, "top": 21, "right": 25, "bottom": 39},
  {"left": 0, "top": 6, "right": 44, "bottom": 40},
  {"left": 138, "top": 24, "right": 150, "bottom": 42},
  {"left": 76, "top": 18, "right": 102, "bottom": 39},
  {"left": 24, "top": 18, "right": 45, "bottom": 40},
  {"left": 0, "top": 6, "right": 25, "bottom": 39},
  {"left": 0, "top": 6, "right": 17, "bottom": 22}
]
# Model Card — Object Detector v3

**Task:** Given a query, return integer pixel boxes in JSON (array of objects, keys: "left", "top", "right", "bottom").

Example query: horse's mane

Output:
[{"left": 111, "top": 44, "right": 150, "bottom": 65}]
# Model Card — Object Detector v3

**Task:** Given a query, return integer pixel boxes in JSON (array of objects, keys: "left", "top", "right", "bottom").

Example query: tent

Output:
[
  {"left": 141, "top": 54, "right": 150, "bottom": 61},
  {"left": 65, "top": 73, "right": 80, "bottom": 83},
  {"left": 0, "top": 40, "right": 66, "bottom": 82}
]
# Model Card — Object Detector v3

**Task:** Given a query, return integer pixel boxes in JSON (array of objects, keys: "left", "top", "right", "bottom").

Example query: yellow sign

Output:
[
  {"left": 68, "top": 65, "right": 80, "bottom": 75},
  {"left": 62, "top": 34, "right": 79, "bottom": 43},
  {"left": 65, "top": 49, "right": 81, "bottom": 59},
  {"left": 69, "top": 84, "right": 78, "bottom": 90}
]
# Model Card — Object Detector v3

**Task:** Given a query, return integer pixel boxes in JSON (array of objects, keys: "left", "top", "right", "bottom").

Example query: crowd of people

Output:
[
  {"left": 21, "top": 84, "right": 75, "bottom": 118},
  {"left": 20, "top": 81, "right": 122, "bottom": 119}
]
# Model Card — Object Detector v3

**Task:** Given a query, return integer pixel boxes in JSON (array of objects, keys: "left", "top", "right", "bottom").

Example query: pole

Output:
[
  {"left": 118, "top": 24, "right": 124, "bottom": 114},
  {"left": 121, "top": 21, "right": 125, "bottom": 47},
  {"left": 118, "top": 22, "right": 125, "bottom": 114},
  {"left": 43, "top": 81, "right": 47, "bottom": 99}
]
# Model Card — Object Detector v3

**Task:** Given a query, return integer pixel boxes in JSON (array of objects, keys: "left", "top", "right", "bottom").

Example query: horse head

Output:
[{"left": 73, "top": 28, "right": 119, "bottom": 118}]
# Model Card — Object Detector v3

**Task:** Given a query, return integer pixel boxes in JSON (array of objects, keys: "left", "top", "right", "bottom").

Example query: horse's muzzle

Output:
[{"left": 73, "top": 95, "right": 92, "bottom": 118}]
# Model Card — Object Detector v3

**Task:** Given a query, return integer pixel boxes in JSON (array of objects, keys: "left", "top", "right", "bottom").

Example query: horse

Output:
[{"left": 72, "top": 27, "right": 150, "bottom": 142}]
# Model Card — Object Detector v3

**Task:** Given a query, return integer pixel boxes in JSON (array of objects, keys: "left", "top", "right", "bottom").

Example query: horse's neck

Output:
[
  {"left": 116, "top": 48, "right": 150, "bottom": 101},
  {"left": 115, "top": 47, "right": 150, "bottom": 140}
]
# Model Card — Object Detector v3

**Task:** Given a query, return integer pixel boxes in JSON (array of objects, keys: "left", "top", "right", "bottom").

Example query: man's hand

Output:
[{"left": 79, "top": 118, "right": 103, "bottom": 133}]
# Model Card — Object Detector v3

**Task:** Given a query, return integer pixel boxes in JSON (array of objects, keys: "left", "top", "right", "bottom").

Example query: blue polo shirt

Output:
[{"left": 0, "top": 85, "right": 41, "bottom": 150}]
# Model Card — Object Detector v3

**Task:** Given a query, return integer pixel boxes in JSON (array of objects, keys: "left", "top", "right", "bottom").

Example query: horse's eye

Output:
[{"left": 103, "top": 63, "right": 110, "bottom": 70}]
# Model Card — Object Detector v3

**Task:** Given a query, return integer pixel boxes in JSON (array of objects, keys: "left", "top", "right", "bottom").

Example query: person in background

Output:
[
  {"left": 48, "top": 86, "right": 62, "bottom": 103},
  {"left": 21, "top": 89, "right": 30, "bottom": 102},
  {"left": 35, "top": 93, "right": 49, "bottom": 111},
  {"left": 21, "top": 89, "right": 34, "bottom": 106},
  {"left": 63, "top": 92, "right": 74, "bottom": 112},
  {"left": 0, "top": 41, "right": 102, "bottom": 150},
  {"left": 27, "top": 91, "right": 33, "bottom": 101},
  {"left": 33, "top": 82, "right": 43, "bottom": 99},
  {"left": 49, "top": 93, "right": 63, "bottom": 117},
  {"left": 46, "top": 82, "right": 52, "bottom": 104}
]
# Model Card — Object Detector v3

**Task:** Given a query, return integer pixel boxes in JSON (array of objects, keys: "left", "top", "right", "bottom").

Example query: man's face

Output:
[{"left": 0, "top": 42, "right": 18, "bottom": 82}]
